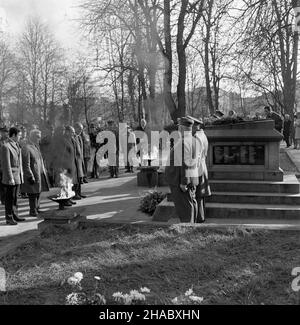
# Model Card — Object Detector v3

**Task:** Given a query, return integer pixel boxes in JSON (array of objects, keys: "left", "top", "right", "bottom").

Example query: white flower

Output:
[
  {"left": 185, "top": 288, "right": 194, "bottom": 297},
  {"left": 189, "top": 296, "right": 204, "bottom": 304},
  {"left": 95, "top": 294, "right": 107, "bottom": 305},
  {"left": 129, "top": 290, "right": 140, "bottom": 296},
  {"left": 94, "top": 276, "right": 101, "bottom": 281},
  {"left": 74, "top": 272, "right": 83, "bottom": 282},
  {"left": 171, "top": 297, "right": 179, "bottom": 304},
  {"left": 129, "top": 290, "right": 146, "bottom": 301},
  {"left": 66, "top": 293, "right": 80, "bottom": 305},
  {"left": 67, "top": 276, "right": 80, "bottom": 286},
  {"left": 112, "top": 292, "right": 124, "bottom": 302},
  {"left": 113, "top": 292, "right": 127, "bottom": 303},
  {"left": 140, "top": 287, "right": 151, "bottom": 293},
  {"left": 123, "top": 294, "right": 132, "bottom": 305}
]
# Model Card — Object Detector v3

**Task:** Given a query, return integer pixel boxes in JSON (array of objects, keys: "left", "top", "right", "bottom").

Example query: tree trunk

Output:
[
  {"left": 163, "top": 0, "right": 177, "bottom": 121},
  {"left": 176, "top": 0, "right": 188, "bottom": 118},
  {"left": 204, "top": 1, "right": 215, "bottom": 115}
]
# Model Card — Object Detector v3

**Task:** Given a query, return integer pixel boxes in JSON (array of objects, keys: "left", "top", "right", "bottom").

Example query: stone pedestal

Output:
[
  {"left": 205, "top": 120, "right": 283, "bottom": 181},
  {"left": 137, "top": 167, "right": 159, "bottom": 187},
  {"left": 137, "top": 167, "right": 168, "bottom": 187},
  {"left": 38, "top": 210, "right": 86, "bottom": 234}
]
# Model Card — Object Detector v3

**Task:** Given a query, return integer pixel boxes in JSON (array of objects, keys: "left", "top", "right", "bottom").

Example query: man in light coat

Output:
[
  {"left": 21, "top": 129, "right": 50, "bottom": 217},
  {"left": 0, "top": 127, "right": 25, "bottom": 225},
  {"left": 189, "top": 116, "right": 211, "bottom": 223}
]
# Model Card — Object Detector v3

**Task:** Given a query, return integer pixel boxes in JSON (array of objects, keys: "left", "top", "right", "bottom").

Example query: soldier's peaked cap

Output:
[
  {"left": 186, "top": 115, "right": 203, "bottom": 125},
  {"left": 179, "top": 117, "right": 194, "bottom": 127}
]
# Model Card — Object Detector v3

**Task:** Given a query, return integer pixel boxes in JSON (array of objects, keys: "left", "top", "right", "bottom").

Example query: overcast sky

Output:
[{"left": 0, "top": 0, "right": 82, "bottom": 48}]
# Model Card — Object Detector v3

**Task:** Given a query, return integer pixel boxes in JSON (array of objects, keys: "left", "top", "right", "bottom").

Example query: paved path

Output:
[{"left": 285, "top": 147, "right": 300, "bottom": 173}]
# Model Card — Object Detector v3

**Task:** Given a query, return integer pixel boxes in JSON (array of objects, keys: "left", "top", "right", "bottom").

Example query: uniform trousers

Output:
[
  {"left": 195, "top": 174, "right": 211, "bottom": 223},
  {"left": 169, "top": 185, "right": 197, "bottom": 223}
]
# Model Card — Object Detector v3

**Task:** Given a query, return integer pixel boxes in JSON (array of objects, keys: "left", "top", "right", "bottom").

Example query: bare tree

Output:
[
  {"left": 0, "top": 38, "right": 14, "bottom": 123},
  {"left": 17, "top": 16, "right": 63, "bottom": 126},
  {"left": 234, "top": 0, "right": 299, "bottom": 116}
]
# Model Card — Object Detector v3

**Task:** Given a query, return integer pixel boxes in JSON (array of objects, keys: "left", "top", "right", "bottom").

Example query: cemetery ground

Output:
[{"left": 0, "top": 147, "right": 300, "bottom": 305}]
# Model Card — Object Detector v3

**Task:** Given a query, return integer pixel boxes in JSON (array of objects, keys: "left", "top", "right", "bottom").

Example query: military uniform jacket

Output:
[
  {"left": 165, "top": 135, "right": 199, "bottom": 187},
  {"left": 21, "top": 142, "right": 50, "bottom": 194},
  {"left": 0, "top": 139, "right": 24, "bottom": 185},
  {"left": 195, "top": 130, "right": 208, "bottom": 178}
]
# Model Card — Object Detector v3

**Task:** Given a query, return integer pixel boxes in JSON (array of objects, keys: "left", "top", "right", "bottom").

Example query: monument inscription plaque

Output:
[
  {"left": 205, "top": 120, "right": 283, "bottom": 181},
  {"left": 213, "top": 145, "right": 265, "bottom": 165}
]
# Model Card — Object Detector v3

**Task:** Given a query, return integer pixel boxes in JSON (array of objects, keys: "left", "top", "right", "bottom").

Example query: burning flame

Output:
[{"left": 56, "top": 170, "right": 75, "bottom": 199}]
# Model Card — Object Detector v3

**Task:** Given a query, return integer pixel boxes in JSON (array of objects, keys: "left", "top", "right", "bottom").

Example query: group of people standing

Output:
[
  {"left": 263, "top": 106, "right": 300, "bottom": 149},
  {"left": 0, "top": 122, "right": 89, "bottom": 225},
  {"left": 89, "top": 119, "right": 150, "bottom": 178},
  {"left": 165, "top": 116, "right": 211, "bottom": 224},
  {"left": 0, "top": 127, "right": 50, "bottom": 225}
]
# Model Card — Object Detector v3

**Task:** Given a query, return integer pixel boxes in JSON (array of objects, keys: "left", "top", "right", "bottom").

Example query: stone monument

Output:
[
  {"left": 153, "top": 119, "right": 300, "bottom": 222},
  {"left": 205, "top": 119, "right": 283, "bottom": 181}
]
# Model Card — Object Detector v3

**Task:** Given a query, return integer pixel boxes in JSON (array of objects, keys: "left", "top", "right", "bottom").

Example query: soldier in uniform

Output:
[
  {"left": 0, "top": 127, "right": 25, "bottom": 225},
  {"left": 188, "top": 116, "right": 211, "bottom": 223},
  {"left": 165, "top": 117, "right": 199, "bottom": 223}
]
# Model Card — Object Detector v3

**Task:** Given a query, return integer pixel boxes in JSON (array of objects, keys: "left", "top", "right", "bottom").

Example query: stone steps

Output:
[
  {"left": 153, "top": 175, "right": 300, "bottom": 222},
  {"left": 207, "top": 192, "right": 300, "bottom": 205},
  {"left": 153, "top": 199, "right": 300, "bottom": 221},
  {"left": 206, "top": 203, "right": 300, "bottom": 220},
  {"left": 210, "top": 178, "right": 300, "bottom": 194}
]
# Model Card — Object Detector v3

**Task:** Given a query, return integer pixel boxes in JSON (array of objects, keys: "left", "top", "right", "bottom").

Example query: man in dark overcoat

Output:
[
  {"left": 0, "top": 126, "right": 9, "bottom": 205},
  {"left": 81, "top": 126, "right": 91, "bottom": 182},
  {"left": 107, "top": 120, "right": 119, "bottom": 178},
  {"left": 73, "top": 123, "right": 87, "bottom": 199},
  {"left": 62, "top": 126, "right": 79, "bottom": 193},
  {"left": 0, "top": 127, "right": 25, "bottom": 225},
  {"left": 165, "top": 117, "right": 199, "bottom": 223},
  {"left": 21, "top": 129, "right": 50, "bottom": 217}
]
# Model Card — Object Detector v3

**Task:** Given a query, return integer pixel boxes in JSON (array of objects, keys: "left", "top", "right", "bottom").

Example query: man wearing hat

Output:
[
  {"left": 165, "top": 117, "right": 199, "bottom": 223},
  {"left": 0, "top": 126, "right": 9, "bottom": 205},
  {"left": 188, "top": 116, "right": 211, "bottom": 223}
]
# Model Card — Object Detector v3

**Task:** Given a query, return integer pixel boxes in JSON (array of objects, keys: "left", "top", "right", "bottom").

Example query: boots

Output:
[
  {"left": 72, "top": 184, "right": 82, "bottom": 200},
  {"left": 6, "top": 215, "right": 17, "bottom": 226},
  {"left": 14, "top": 215, "right": 26, "bottom": 222},
  {"left": 78, "top": 183, "right": 87, "bottom": 199},
  {"left": 125, "top": 164, "right": 131, "bottom": 173},
  {"left": 29, "top": 195, "right": 38, "bottom": 217}
]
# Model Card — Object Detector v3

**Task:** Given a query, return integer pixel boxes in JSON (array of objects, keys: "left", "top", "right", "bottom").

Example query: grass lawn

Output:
[{"left": 0, "top": 224, "right": 299, "bottom": 305}]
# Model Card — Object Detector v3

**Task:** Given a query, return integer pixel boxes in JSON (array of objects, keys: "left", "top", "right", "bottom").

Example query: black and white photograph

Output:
[{"left": 0, "top": 0, "right": 300, "bottom": 309}]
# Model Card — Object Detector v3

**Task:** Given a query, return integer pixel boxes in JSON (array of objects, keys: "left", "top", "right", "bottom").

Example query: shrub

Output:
[{"left": 139, "top": 190, "right": 167, "bottom": 215}]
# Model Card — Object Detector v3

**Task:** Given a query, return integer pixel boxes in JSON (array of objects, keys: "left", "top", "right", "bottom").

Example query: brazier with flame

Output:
[{"left": 49, "top": 171, "right": 76, "bottom": 210}]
